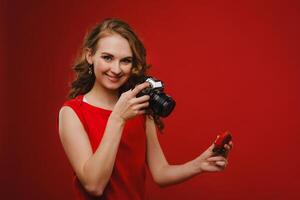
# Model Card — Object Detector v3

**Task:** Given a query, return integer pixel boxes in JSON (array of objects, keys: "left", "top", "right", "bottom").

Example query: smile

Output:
[{"left": 105, "top": 74, "right": 122, "bottom": 82}]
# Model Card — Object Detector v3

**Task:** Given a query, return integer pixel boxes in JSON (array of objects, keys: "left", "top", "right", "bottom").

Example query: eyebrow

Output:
[{"left": 101, "top": 52, "right": 132, "bottom": 59}]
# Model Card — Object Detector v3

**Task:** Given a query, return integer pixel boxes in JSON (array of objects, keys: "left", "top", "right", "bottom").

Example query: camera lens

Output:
[{"left": 150, "top": 92, "right": 176, "bottom": 117}]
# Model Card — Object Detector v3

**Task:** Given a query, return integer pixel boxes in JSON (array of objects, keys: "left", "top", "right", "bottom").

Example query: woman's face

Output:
[{"left": 86, "top": 33, "right": 133, "bottom": 91}]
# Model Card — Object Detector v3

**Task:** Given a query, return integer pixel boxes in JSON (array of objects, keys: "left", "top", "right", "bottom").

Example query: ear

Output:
[{"left": 85, "top": 48, "right": 93, "bottom": 65}]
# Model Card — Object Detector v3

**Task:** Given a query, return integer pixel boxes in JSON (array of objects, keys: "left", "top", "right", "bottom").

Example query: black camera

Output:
[{"left": 137, "top": 76, "right": 176, "bottom": 117}]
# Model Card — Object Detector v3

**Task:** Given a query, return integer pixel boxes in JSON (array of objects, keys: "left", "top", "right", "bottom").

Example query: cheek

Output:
[
  {"left": 94, "top": 61, "right": 110, "bottom": 73},
  {"left": 122, "top": 65, "right": 133, "bottom": 75}
]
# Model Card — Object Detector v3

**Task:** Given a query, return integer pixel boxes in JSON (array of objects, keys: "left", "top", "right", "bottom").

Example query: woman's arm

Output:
[
  {"left": 59, "top": 106, "right": 125, "bottom": 196},
  {"left": 145, "top": 116, "right": 232, "bottom": 187}
]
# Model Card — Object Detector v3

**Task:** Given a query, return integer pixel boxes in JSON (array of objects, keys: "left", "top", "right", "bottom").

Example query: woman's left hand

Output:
[{"left": 194, "top": 141, "right": 233, "bottom": 173}]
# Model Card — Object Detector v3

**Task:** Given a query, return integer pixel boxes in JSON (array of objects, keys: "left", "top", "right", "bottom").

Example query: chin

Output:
[{"left": 105, "top": 84, "right": 121, "bottom": 91}]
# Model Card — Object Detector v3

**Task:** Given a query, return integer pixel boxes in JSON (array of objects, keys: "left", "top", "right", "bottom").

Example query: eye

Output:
[
  {"left": 121, "top": 59, "right": 132, "bottom": 65},
  {"left": 101, "top": 55, "right": 113, "bottom": 62}
]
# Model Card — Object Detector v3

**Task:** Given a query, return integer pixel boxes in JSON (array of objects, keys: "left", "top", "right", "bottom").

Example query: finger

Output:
[
  {"left": 202, "top": 144, "right": 215, "bottom": 157},
  {"left": 206, "top": 156, "right": 226, "bottom": 162},
  {"left": 131, "top": 95, "right": 150, "bottom": 104},
  {"left": 208, "top": 144, "right": 216, "bottom": 155},
  {"left": 215, "top": 161, "right": 227, "bottom": 167},
  {"left": 208, "top": 143, "right": 215, "bottom": 151},
  {"left": 137, "top": 109, "right": 146, "bottom": 115},
  {"left": 200, "top": 144, "right": 216, "bottom": 160},
  {"left": 224, "top": 144, "right": 231, "bottom": 150},
  {"left": 131, "top": 82, "right": 150, "bottom": 97},
  {"left": 133, "top": 102, "right": 150, "bottom": 110},
  {"left": 223, "top": 150, "right": 229, "bottom": 158}
]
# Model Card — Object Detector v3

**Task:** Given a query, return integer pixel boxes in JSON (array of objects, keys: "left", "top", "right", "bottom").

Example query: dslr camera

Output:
[{"left": 137, "top": 76, "right": 176, "bottom": 117}]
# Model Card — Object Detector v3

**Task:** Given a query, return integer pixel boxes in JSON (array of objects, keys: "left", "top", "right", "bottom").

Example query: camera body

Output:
[{"left": 137, "top": 76, "right": 176, "bottom": 117}]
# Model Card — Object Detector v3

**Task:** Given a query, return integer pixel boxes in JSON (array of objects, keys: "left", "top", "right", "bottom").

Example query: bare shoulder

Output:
[
  {"left": 58, "top": 106, "right": 93, "bottom": 176},
  {"left": 58, "top": 106, "right": 82, "bottom": 134},
  {"left": 59, "top": 105, "right": 79, "bottom": 121},
  {"left": 58, "top": 105, "right": 90, "bottom": 144},
  {"left": 59, "top": 106, "right": 76, "bottom": 121}
]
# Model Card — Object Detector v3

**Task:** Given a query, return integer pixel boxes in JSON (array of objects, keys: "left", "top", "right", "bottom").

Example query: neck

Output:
[{"left": 85, "top": 81, "right": 119, "bottom": 109}]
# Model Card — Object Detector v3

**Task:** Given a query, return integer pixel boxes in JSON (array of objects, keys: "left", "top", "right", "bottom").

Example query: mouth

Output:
[{"left": 105, "top": 73, "right": 122, "bottom": 82}]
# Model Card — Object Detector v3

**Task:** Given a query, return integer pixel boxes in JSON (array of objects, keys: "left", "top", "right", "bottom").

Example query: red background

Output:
[{"left": 1, "top": 0, "right": 300, "bottom": 199}]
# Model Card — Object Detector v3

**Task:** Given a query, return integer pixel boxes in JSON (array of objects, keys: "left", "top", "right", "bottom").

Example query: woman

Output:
[{"left": 58, "top": 18, "right": 233, "bottom": 200}]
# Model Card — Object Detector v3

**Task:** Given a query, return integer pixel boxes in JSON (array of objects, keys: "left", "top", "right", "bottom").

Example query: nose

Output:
[{"left": 110, "top": 61, "right": 122, "bottom": 75}]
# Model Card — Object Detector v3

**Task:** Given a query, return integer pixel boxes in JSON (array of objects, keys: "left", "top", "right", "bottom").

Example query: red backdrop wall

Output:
[{"left": 2, "top": 0, "right": 300, "bottom": 199}]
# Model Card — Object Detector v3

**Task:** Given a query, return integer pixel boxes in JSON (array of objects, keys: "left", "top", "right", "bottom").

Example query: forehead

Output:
[{"left": 96, "top": 34, "right": 132, "bottom": 57}]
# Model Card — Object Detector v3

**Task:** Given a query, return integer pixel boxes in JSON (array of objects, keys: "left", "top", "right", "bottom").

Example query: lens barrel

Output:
[{"left": 149, "top": 92, "right": 176, "bottom": 117}]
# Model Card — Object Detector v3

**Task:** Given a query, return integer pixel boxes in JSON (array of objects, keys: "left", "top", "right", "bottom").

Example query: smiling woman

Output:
[
  {"left": 59, "top": 18, "right": 163, "bottom": 199},
  {"left": 58, "top": 18, "right": 232, "bottom": 200}
]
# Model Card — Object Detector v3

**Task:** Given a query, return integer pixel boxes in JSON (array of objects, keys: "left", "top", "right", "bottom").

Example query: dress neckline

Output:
[{"left": 78, "top": 95, "right": 113, "bottom": 115}]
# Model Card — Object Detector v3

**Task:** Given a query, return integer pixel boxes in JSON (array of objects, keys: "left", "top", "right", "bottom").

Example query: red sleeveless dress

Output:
[{"left": 62, "top": 95, "right": 147, "bottom": 200}]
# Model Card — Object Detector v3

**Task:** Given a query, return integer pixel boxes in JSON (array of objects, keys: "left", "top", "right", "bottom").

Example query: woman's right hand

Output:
[{"left": 111, "top": 82, "right": 151, "bottom": 122}]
